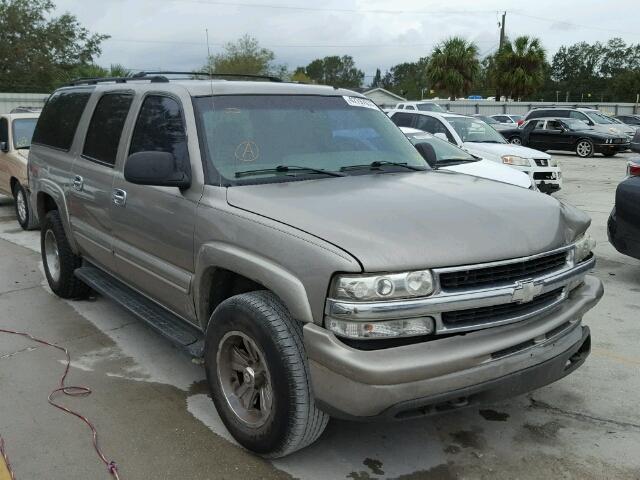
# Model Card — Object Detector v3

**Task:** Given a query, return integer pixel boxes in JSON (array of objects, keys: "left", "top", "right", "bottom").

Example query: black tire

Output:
[
  {"left": 575, "top": 139, "right": 594, "bottom": 158},
  {"left": 41, "top": 210, "right": 90, "bottom": 299},
  {"left": 509, "top": 136, "right": 522, "bottom": 145},
  {"left": 204, "top": 291, "right": 328, "bottom": 458},
  {"left": 13, "top": 182, "right": 37, "bottom": 230}
]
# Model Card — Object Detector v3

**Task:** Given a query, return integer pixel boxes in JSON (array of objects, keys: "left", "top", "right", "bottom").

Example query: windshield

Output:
[
  {"left": 476, "top": 115, "right": 499, "bottom": 125},
  {"left": 417, "top": 103, "right": 446, "bottom": 112},
  {"left": 586, "top": 112, "right": 615, "bottom": 125},
  {"left": 406, "top": 133, "right": 478, "bottom": 162},
  {"left": 562, "top": 118, "right": 590, "bottom": 130},
  {"left": 12, "top": 118, "right": 38, "bottom": 149},
  {"left": 194, "top": 95, "right": 427, "bottom": 184},
  {"left": 446, "top": 117, "right": 507, "bottom": 144}
]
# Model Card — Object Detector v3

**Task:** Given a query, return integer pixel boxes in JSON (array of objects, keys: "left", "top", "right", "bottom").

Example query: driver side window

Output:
[
  {"left": 570, "top": 111, "right": 589, "bottom": 123},
  {"left": 545, "top": 120, "right": 563, "bottom": 131}
]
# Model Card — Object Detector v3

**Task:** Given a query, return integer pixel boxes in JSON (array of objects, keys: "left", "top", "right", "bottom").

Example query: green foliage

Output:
[
  {"left": 488, "top": 36, "right": 547, "bottom": 100},
  {"left": 381, "top": 59, "right": 429, "bottom": 99},
  {"left": 370, "top": 68, "right": 382, "bottom": 88},
  {"left": 427, "top": 37, "right": 480, "bottom": 99},
  {"left": 0, "top": 0, "right": 109, "bottom": 92},
  {"left": 291, "top": 68, "right": 312, "bottom": 83},
  {"left": 203, "top": 34, "right": 285, "bottom": 78},
  {"left": 298, "top": 55, "right": 364, "bottom": 88}
]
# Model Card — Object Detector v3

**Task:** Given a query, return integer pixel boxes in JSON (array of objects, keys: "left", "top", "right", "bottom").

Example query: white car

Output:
[
  {"left": 399, "top": 127, "right": 533, "bottom": 189},
  {"left": 388, "top": 110, "right": 562, "bottom": 193},
  {"left": 394, "top": 101, "right": 446, "bottom": 113},
  {"left": 491, "top": 114, "right": 523, "bottom": 126}
]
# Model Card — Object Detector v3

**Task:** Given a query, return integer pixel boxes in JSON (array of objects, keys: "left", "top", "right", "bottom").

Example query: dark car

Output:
[
  {"left": 502, "top": 118, "right": 630, "bottom": 158},
  {"left": 614, "top": 114, "right": 640, "bottom": 128},
  {"left": 608, "top": 160, "right": 640, "bottom": 260}
]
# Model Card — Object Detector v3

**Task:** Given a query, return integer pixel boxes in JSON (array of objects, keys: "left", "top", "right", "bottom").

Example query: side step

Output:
[{"left": 75, "top": 266, "right": 204, "bottom": 358}]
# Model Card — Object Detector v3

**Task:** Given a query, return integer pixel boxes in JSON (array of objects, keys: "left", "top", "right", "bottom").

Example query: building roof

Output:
[{"left": 362, "top": 87, "right": 406, "bottom": 101}]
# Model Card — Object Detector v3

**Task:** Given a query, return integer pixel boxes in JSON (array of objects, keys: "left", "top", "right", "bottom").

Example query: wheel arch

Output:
[
  {"left": 35, "top": 180, "right": 79, "bottom": 252},
  {"left": 195, "top": 242, "right": 314, "bottom": 331}
]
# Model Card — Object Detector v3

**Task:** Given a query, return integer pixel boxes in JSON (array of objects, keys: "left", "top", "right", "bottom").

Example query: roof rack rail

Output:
[
  {"left": 135, "top": 71, "right": 283, "bottom": 82},
  {"left": 67, "top": 75, "right": 169, "bottom": 86}
]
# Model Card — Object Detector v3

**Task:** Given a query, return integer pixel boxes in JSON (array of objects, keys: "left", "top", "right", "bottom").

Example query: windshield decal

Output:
[
  {"left": 343, "top": 96, "right": 378, "bottom": 110},
  {"left": 235, "top": 140, "right": 260, "bottom": 162}
]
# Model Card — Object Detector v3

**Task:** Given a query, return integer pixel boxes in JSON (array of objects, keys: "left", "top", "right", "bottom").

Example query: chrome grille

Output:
[
  {"left": 442, "top": 288, "right": 564, "bottom": 327},
  {"left": 439, "top": 251, "right": 568, "bottom": 290}
]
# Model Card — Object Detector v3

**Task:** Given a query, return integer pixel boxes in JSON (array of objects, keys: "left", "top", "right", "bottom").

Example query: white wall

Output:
[{"left": 0, "top": 93, "right": 48, "bottom": 114}]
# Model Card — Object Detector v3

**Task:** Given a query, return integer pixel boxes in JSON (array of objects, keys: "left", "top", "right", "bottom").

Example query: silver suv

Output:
[{"left": 29, "top": 73, "right": 603, "bottom": 457}]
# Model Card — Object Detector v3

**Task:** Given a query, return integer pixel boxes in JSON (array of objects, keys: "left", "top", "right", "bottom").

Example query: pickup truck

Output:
[{"left": 29, "top": 73, "right": 603, "bottom": 457}]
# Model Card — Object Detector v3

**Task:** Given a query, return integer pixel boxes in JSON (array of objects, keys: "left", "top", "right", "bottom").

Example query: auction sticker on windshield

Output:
[{"left": 343, "top": 96, "right": 379, "bottom": 110}]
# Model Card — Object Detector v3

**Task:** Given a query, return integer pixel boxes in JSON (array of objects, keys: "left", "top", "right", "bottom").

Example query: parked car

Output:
[
  {"left": 388, "top": 110, "right": 562, "bottom": 193},
  {"left": 609, "top": 115, "right": 639, "bottom": 131},
  {"left": 523, "top": 107, "right": 635, "bottom": 143},
  {"left": 502, "top": 118, "right": 629, "bottom": 158},
  {"left": 491, "top": 114, "right": 523, "bottom": 126},
  {"left": 608, "top": 160, "right": 640, "bottom": 260},
  {"left": 394, "top": 101, "right": 446, "bottom": 112},
  {"left": 632, "top": 129, "right": 640, "bottom": 153},
  {"left": 30, "top": 74, "right": 602, "bottom": 457},
  {"left": 399, "top": 127, "right": 533, "bottom": 189},
  {"left": 473, "top": 114, "right": 512, "bottom": 132},
  {"left": 614, "top": 114, "right": 640, "bottom": 128},
  {"left": 0, "top": 111, "right": 40, "bottom": 229}
]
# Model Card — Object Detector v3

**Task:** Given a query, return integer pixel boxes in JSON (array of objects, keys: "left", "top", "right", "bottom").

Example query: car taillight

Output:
[
  {"left": 628, "top": 162, "right": 640, "bottom": 177},
  {"left": 517, "top": 119, "right": 524, "bottom": 126}
]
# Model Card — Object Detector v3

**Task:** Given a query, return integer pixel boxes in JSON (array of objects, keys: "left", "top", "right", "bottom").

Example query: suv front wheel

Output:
[
  {"left": 204, "top": 291, "right": 328, "bottom": 457},
  {"left": 13, "top": 182, "right": 37, "bottom": 230}
]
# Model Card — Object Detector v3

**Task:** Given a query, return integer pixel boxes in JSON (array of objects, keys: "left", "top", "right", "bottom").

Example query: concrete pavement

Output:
[{"left": 0, "top": 152, "right": 639, "bottom": 479}]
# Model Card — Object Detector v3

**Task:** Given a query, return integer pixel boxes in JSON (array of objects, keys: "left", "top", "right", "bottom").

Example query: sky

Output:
[{"left": 54, "top": 0, "right": 640, "bottom": 84}]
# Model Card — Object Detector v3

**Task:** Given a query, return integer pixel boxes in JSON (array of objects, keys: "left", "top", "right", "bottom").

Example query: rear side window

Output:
[
  {"left": 82, "top": 93, "right": 133, "bottom": 166},
  {"left": 32, "top": 90, "right": 91, "bottom": 150},
  {"left": 390, "top": 112, "right": 415, "bottom": 128},
  {"left": 129, "top": 95, "right": 189, "bottom": 167},
  {"left": 569, "top": 111, "right": 589, "bottom": 122},
  {"left": 0, "top": 118, "right": 7, "bottom": 146}
]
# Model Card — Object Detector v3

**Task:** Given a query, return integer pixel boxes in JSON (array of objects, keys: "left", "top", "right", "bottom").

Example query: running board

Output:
[{"left": 74, "top": 266, "right": 204, "bottom": 358}]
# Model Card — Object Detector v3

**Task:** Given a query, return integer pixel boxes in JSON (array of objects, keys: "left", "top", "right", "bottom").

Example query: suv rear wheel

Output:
[
  {"left": 41, "top": 210, "right": 90, "bottom": 299},
  {"left": 204, "top": 291, "right": 328, "bottom": 457}
]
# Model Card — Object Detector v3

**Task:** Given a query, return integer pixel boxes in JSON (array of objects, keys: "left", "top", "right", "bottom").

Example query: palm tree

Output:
[
  {"left": 427, "top": 37, "right": 480, "bottom": 99},
  {"left": 492, "top": 36, "right": 547, "bottom": 100}
]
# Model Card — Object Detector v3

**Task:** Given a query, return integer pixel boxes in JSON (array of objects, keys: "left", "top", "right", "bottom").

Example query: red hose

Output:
[{"left": 0, "top": 328, "right": 121, "bottom": 479}]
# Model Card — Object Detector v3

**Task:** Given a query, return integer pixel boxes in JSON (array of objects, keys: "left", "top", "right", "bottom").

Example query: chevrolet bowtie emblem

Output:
[{"left": 512, "top": 280, "right": 543, "bottom": 304}]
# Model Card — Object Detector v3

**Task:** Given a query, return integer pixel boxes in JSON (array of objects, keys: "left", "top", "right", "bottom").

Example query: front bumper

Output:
[
  {"left": 305, "top": 275, "right": 603, "bottom": 419},
  {"left": 595, "top": 143, "right": 630, "bottom": 154},
  {"left": 608, "top": 207, "right": 640, "bottom": 260}
]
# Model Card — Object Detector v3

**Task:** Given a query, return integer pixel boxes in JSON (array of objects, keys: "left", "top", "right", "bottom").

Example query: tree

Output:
[
  {"left": 291, "top": 68, "right": 312, "bottom": 83},
  {"left": 0, "top": 0, "right": 109, "bottom": 92},
  {"left": 297, "top": 55, "right": 364, "bottom": 88},
  {"left": 370, "top": 68, "right": 382, "bottom": 88},
  {"left": 381, "top": 59, "right": 429, "bottom": 99},
  {"left": 489, "top": 36, "right": 547, "bottom": 100},
  {"left": 204, "top": 34, "right": 284, "bottom": 77},
  {"left": 55, "top": 63, "right": 133, "bottom": 85},
  {"left": 427, "top": 37, "right": 479, "bottom": 99}
]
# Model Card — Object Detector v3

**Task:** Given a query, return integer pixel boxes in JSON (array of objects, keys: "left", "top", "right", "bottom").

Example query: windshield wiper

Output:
[
  {"left": 437, "top": 158, "right": 478, "bottom": 165},
  {"left": 340, "top": 161, "right": 426, "bottom": 172},
  {"left": 235, "top": 165, "right": 345, "bottom": 179}
]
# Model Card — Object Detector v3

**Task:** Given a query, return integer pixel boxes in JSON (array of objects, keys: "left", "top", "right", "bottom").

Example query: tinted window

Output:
[
  {"left": 32, "top": 90, "right": 91, "bottom": 150},
  {"left": 414, "top": 116, "right": 454, "bottom": 142},
  {"left": 405, "top": 105, "right": 416, "bottom": 110},
  {"left": 12, "top": 118, "right": 38, "bottom": 149},
  {"left": 82, "top": 94, "right": 133, "bottom": 166},
  {"left": 129, "top": 96, "right": 189, "bottom": 168},
  {"left": 390, "top": 112, "right": 415, "bottom": 128},
  {"left": 0, "top": 118, "right": 7, "bottom": 145},
  {"left": 570, "top": 111, "right": 590, "bottom": 122}
]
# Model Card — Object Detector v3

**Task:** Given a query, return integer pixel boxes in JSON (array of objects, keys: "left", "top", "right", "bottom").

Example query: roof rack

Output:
[
  {"left": 67, "top": 71, "right": 283, "bottom": 87},
  {"left": 137, "top": 71, "right": 283, "bottom": 82}
]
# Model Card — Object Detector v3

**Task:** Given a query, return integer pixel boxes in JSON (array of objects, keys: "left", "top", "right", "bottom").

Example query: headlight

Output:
[
  {"left": 574, "top": 234, "right": 596, "bottom": 264},
  {"left": 330, "top": 270, "right": 435, "bottom": 301},
  {"left": 502, "top": 155, "right": 531, "bottom": 166},
  {"left": 549, "top": 158, "right": 558, "bottom": 167}
]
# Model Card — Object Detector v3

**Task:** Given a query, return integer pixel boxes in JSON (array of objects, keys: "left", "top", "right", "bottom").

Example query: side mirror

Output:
[
  {"left": 124, "top": 151, "right": 191, "bottom": 189},
  {"left": 414, "top": 142, "right": 437, "bottom": 168},
  {"left": 433, "top": 132, "right": 448, "bottom": 142},
  {"left": 0, "top": 141, "right": 7, "bottom": 152}
]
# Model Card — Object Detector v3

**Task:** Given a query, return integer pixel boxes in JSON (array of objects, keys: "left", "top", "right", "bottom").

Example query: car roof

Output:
[
  {"left": 388, "top": 109, "right": 466, "bottom": 119},
  {"left": 0, "top": 112, "right": 40, "bottom": 120},
  {"left": 55, "top": 79, "right": 362, "bottom": 98}
]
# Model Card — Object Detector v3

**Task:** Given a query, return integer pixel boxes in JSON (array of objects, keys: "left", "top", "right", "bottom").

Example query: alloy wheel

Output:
[
  {"left": 44, "top": 229, "right": 61, "bottom": 283},
  {"left": 577, "top": 140, "right": 592, "bottom": 157},
  {"left": 16, "top": 189, "right": 27, "bottom": 223},
  {"left": 217, "top": 331, "right": 274, "bottom": 427},
  {"left": 510, "top": 137, "right": 522, "bottom": 145}
]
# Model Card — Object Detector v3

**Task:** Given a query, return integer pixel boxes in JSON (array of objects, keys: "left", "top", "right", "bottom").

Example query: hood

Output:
[
  {"left": 464, "top": 142, "right": 550, "bottom": 160},
  {"left": 227, "top": 171, "right": 590, "bottom": 272},
  {"left": 442, "top": 159, "right": 531, "bottom": 188}
]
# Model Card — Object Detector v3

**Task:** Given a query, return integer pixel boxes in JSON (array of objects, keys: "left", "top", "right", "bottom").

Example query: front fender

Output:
[
  {"left": 35, "top": 178, "right": 78, "bottom": 253},
  {"left": 194, "top": 241, "right": 313, "bottom": 329}
]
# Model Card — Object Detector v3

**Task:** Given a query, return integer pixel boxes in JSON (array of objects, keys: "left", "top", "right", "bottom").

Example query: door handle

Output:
[
  {"left": 72, "top": 175, "right": 84, "bottom": 191},
  {"left": 112, "top": 189, "right": 127, "bottom": 207}
]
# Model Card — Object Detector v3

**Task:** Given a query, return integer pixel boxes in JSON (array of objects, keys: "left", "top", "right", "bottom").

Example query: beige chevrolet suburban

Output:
[{"left": 29, "top": 72, "right": 603, "bottom": 457}]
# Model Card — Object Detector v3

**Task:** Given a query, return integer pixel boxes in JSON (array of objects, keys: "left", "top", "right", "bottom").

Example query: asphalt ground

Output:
[{"left": 0, "top": 151, "right": 639, "bottom": 480}]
